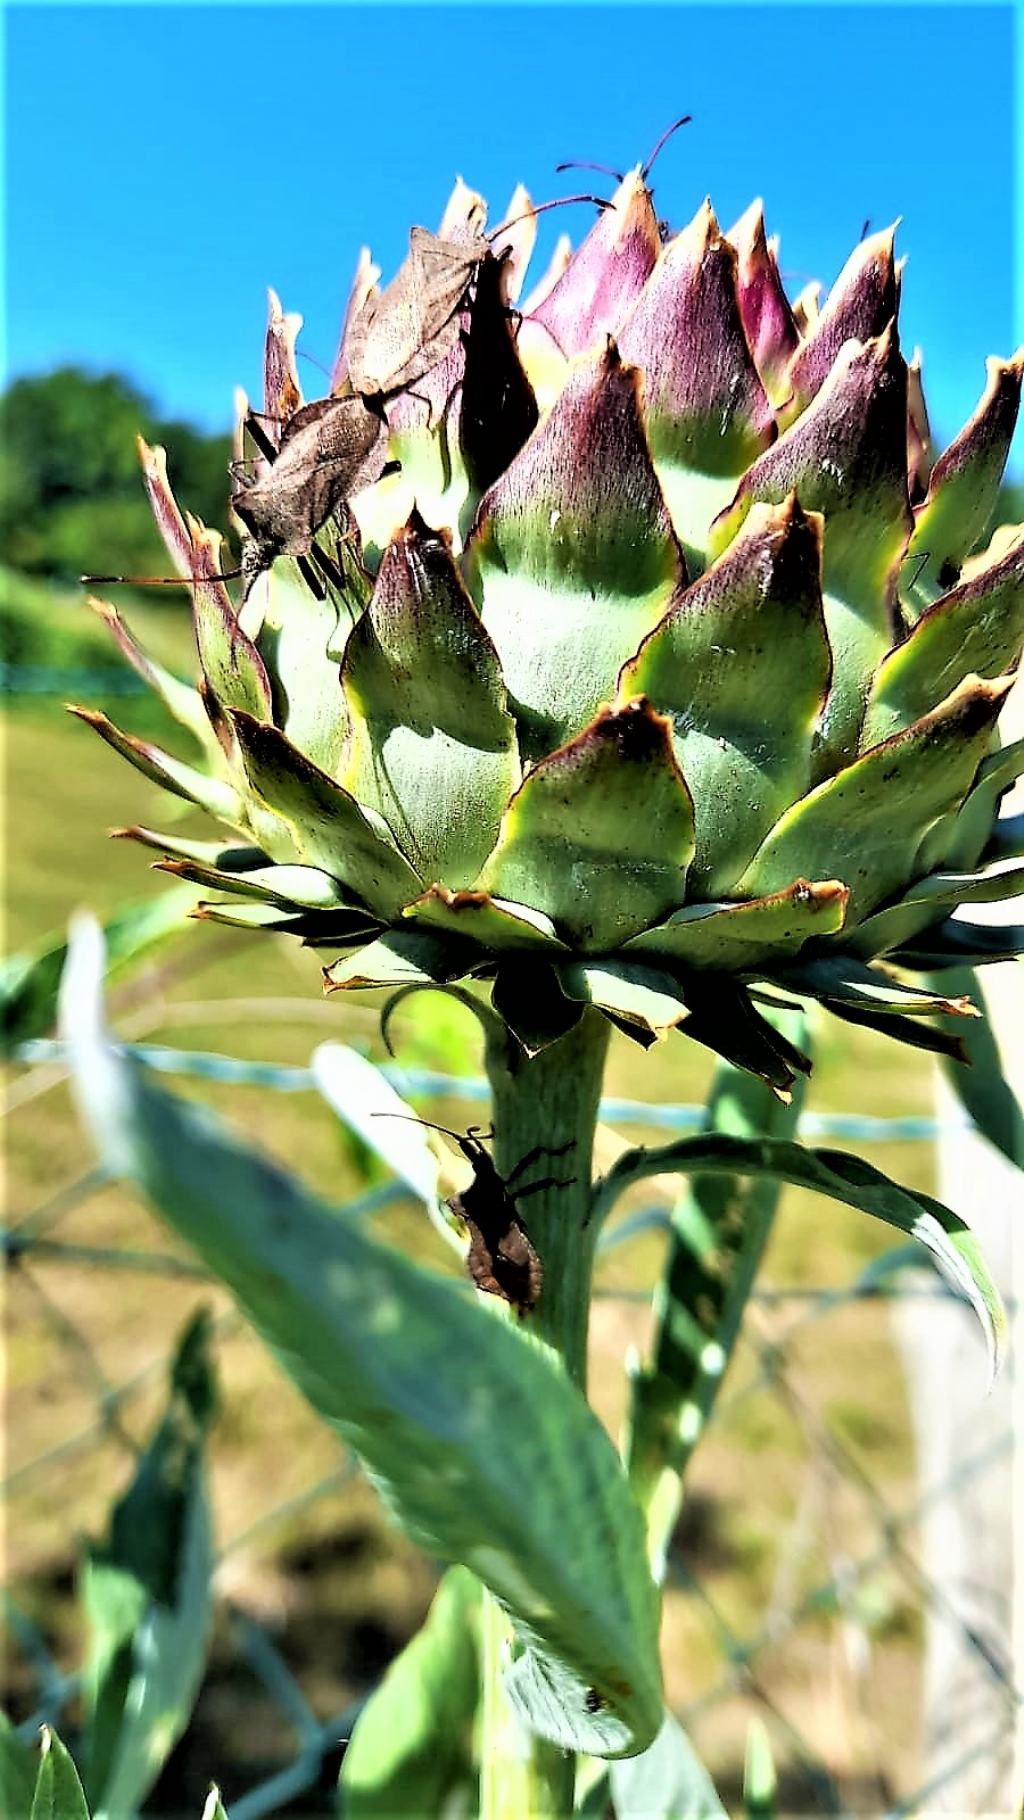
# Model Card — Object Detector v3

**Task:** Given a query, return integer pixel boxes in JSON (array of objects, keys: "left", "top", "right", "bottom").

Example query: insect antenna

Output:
[
  {"left": 642, "top": 113, "right": 692, "bottom": 181},
  {"left": 489, "top": 193, "right": 610, "bottom": 241},
  {"left": 80, "top": 568, "right": 243, "bottom": 587},
  {"left": 297, "top": 347, "right": 333, "bottom": 382},
  {"left": 371, "top": 1111, "right": 475, "bottom": 1144},
  {"left": 555, "top": 157, "right": 624, "bottom": 182}
]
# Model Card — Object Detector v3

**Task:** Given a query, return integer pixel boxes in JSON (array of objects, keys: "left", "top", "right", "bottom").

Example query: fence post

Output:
[{"left": 895, "top": 685, "right": 1023, "bottom": 1811}]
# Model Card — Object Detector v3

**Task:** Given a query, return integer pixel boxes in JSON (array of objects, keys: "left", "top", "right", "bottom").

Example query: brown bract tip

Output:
[
  {"left": 599, "top": 694, "right": 677, "bottom": 763},
  {"left": 401, "top": 505, "right": 451, "bottom": 549},
  {"left": 411, "top": 886, "right": 491, "bottom": 914},
  {"left": 728, "top": 198, "right": 767, "bottom": 257},
  {"left": 790, "top": 877, "right": 849, "bottom": 914}
]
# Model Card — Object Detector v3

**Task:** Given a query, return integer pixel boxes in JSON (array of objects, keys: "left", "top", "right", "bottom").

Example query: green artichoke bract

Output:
[{"left": 76, "top": 171, "right": 1024, "bottom": 1092}]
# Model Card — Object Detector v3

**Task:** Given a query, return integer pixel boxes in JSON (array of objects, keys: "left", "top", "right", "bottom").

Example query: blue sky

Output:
[{"left": 4, "top": 3, "right": 1018, "bottom": 466}]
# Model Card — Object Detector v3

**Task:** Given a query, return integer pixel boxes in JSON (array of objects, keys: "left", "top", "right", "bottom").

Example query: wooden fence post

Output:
[{"left": 895, "top": 683, "right": 1023, "bottom": 1813}]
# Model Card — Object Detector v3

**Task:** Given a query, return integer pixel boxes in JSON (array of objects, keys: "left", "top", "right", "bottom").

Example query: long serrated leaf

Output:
[
  {"left": 309, "top": 1041, "right": 452, "bottom": 1248},
  {"left": 84, "top": 1311, "right": 216, "bottom": 1820},
  {"left": 93, "top": 1505, "right": 212, "bottom": 1820},
  {"left": 30, "top": 1729, "right": 90, "bottom": 1820},
  {"left": 625, "top": 1022, "right": 805, "bottom": 1577},
  {"left": 60, "top": 919, "right": 662, "bottom": 1759},
  {"left": 79, "top": 1559, "right": 145, "bottom": 1805},
  {"left": 1, "top": 886, "right": 195, "bottom": 1054},
  {"left": 339, "top": 1567, "right": 480, "bottom": 1817},
  {"left": 926, "top": 965, "right": 1023, "bottom": 1167},
  {"left": 610, "top": 1712, "right": 726, "bottom": 1819},
  {"left": 593, "top": 1131, "right": 1004, "bottom": 1381}
]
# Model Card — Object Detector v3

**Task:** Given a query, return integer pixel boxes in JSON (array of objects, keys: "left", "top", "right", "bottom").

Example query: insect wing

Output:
[
  {"left": 232, "top": 397, "right": 385, "bottom": 557},
  {"left": 455, "top": 1159, "right": 544, "bottom": 1317},
  {"left": 346, "top": 227, "right": 486, "bottom": 397},
  {"left": 459, "top": 251, "right": 539, "bottom": 493}
]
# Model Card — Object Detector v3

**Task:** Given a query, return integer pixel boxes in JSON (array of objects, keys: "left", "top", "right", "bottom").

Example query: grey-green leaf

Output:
[
  {"left": 610, "top": 1712, "right": 727, "bottom": 1819},
  {"left": 310, "top": 1040, "right": 454, "bottom": 1252},
  {"left": 61, "top": 920, "right": 663, "bottom": 1760},
  {"left": 593, "top": 1132, "right": 1004, "bottom": 1380},
  {"left": 625, "top": 1025, "right": 805, "bottom": 1579},
  {"left": 30, "top": 1729, "right": 90, "bottom": 1820},
  {"left": 1, "top": 885, "right": 196, "bottom": 1055},
  {"left": 339, "top": 1567, "right": 480, "bottom": 1817},
  {"left": 926, "top": 966, "right": 1023, "bottom": 1168},
  {"left": 83, "top": 1311, "right": 216, "bottom": 1820}
]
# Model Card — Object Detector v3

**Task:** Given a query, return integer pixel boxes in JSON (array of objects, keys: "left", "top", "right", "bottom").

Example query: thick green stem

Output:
[
  {"left": 625, "top": 1011, "right": 808, "bottom": 1579},
  {"left": 477, "top": 1008, "right": 611, "bottom": 1819},
  {"left": 486, "top": 1009, "right": 610, "bottom": 1389}
]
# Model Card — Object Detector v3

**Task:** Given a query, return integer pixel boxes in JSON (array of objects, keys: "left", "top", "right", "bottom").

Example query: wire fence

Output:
[
  {"left": 4, "top": 1036, "right": 1020, "bottom": 1818},
  {"left": 1, "top": 664, "right": 151, "bottom": 698}
]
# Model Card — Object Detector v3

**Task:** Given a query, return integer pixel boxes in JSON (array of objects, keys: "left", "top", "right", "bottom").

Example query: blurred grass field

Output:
[{"left": 4, "top": 667, "right": 942, "bottom": 1811}]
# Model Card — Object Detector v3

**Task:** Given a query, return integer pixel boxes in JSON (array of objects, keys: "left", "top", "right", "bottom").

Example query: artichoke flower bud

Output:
[{"left": 77, "top": 173, "right": 1024, "bottom": 1091}]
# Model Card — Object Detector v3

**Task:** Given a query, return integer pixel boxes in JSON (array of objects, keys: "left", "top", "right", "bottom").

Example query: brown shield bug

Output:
[
  {"left": 376, "top": 1117, "right": 576, "bottom": 1316},
  {"left": 230, "top": 392, "right": 393, "bottom": 585}
]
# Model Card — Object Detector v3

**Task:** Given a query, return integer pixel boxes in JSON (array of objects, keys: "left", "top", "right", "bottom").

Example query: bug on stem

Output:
[{"left": 379, "top": 1117, "right": 576, "bottom": 1316}]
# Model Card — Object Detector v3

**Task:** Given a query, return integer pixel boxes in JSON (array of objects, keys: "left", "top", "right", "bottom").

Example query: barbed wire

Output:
[
  {"left": 12, "top": 1038, "right": 974, "bottom": 1144},
  {"left": 3, "top": 1039, "right": 1017, "bottom": 1817},
  {"left": 0, "top": 663, "right": 151, "bottom": 696}
]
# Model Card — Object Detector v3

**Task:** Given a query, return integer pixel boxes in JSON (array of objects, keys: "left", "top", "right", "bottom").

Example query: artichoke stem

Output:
[
  {"left": 477, "top": 1008, "right": 611, "bottom": 1817},
  {"left": 485, "top": 1007, "right": 611, "bottom": 1388}
]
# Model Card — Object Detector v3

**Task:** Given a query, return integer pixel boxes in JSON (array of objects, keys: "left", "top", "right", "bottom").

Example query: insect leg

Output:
[
  {"left": 900, "top": 550, "right": 931, "bottom": 593},
  {"left": 296, "top": 552, "right": 326, "bottom": 598},
  {"left": 243, "top": 413, "right": 283, "bottom": 463},
  {"left": 504, "top": 1138, "right": 575, "bottom": 1189},
  {"left": 511, "top": 1175, "right": 576, "bottom": 1203}
]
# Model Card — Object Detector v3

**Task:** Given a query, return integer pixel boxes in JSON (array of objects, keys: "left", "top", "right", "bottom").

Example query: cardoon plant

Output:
[{"left": 69, "top": 155, "right": 1023, "bottom": 1812}]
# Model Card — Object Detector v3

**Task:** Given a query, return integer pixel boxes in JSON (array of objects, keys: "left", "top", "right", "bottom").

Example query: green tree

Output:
[{"left": 0, "top": 367, "right": 232, "bottom": 581}]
